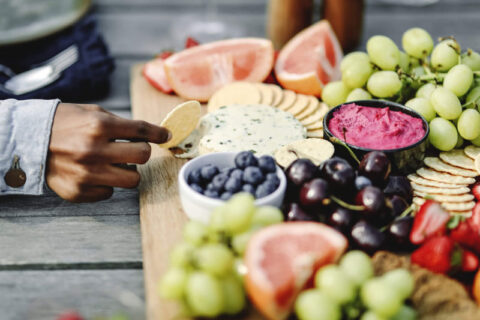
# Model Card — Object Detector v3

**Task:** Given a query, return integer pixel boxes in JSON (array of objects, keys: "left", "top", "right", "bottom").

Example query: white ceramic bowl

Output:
[{"left": 178, "top": 152, "right": 287, "bottom": 224}]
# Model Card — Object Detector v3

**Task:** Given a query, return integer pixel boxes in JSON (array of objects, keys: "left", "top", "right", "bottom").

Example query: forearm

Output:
[{"left": 0, "top": 99, "right": 60, "bottom": 195}]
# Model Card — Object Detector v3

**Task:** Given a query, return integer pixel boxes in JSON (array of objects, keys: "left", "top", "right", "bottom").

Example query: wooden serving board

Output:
[{"left": 130, "top": 64, "right": 263, "bottom": 320}]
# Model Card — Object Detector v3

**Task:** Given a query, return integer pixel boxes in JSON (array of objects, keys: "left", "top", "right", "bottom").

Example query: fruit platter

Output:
[{"left": 131, "top": 20, "right": 480, "bottom": 320}]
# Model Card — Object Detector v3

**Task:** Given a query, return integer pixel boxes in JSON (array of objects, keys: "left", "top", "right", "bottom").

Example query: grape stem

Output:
[
  {"left": 330, "top": 195, "right": 365, "bottom": 211},
  {"left": 399, "top": 204, "right": 415, "bottom": 218},
  {"left": 329, "top": 136, "right": 361, "bottom": 165}
]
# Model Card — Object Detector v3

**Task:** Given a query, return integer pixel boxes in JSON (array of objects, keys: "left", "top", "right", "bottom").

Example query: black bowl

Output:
[{"left": 323, "top": 99, "right": 430, "bottom": 174}]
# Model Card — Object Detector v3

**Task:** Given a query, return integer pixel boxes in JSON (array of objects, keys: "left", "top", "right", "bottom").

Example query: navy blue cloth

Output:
[{"left": 0, "top": 14, "right": 114, "bottom": 101}]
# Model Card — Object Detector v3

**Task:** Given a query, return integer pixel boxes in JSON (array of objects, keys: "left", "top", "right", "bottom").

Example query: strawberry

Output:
[
  {"left": 472, "top": 182, "right": 480, "bottom": 201},
  {"left": 57, "top": 311, "right": 84, "bottom": 320},
  {"left": 409, "top": 200, "right": 450, "bottom": 245},
  {"left": 468, "top": 202, "right": 480, "bottom": 231},
  {"left": 185, "top": 36, "right": 200, "bottom": 48},
  {"left": 156, "top": 50, "right": 173, "bottom": 59},
  {"left": 142, "top": 58, "right": 173, "bottom": 94},
  {"left": 461, "top": 249, "right": 479, "bottom": 272},
  {"left": 411, "top": 236, "right": 455, "bottom": 273}
]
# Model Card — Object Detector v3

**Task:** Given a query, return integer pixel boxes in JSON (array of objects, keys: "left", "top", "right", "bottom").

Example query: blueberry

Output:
[
  {"left": 190, "top": 183, "right": 204, "bottom": 194},
  {"left": 188, "top": 168, "right": 203, "bottom": 185},
  {"left": 355, "top": 176, "right": 373, "bottom": 191},
  {"left": 243, "top": 166, "right": 265, "bottom": 185},
  {"left": 200, "top": 164, "right": 219, "bottom": 182},
  {"left": 255, "top": 180, "right": 278, "bottom": 198},
  {"left": 230, "top": 169, "right": 244, "bottom": 180},
  {"left": 211, "top": 173, "right": 229, "bottom": 191},
  {"left": 224, "top": 177, "right": 242, "bottom": 193},
  {"left": 266, "top": 172, "right": 278, "bottom": 180},
  {"left": 220, "top": 192, "right": 233, "bottom": 200},
  {"left": 235, "top": 151, "right": 258, "bottom": 169},
  {"left": 266, "top": 174, "right": 280, "bottom": 189},
  {"left": 220, "top": 167, "right": 234, "bottom": 176},
  {"left": 258, "top": 155, "right": 277, "bottom": 173},
  {"left": 242, "top": 184, "right": 256, "bottom": 195},
  {"left": 206, "top": 183, "right": 215, "bottom": 191},
  {"left": 204, "top": 189, "right": 220, "bottom": 198}
]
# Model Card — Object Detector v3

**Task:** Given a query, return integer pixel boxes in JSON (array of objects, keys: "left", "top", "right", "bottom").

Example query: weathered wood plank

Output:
[
  {"left": 0, "top": 269, "right": 144, "bottom": 320},
  {"left": 0, "top": 215, "right": 142, "bottom": 265},
  {"left": 0, "top": 188, "right": 138, "bottom": 218}
]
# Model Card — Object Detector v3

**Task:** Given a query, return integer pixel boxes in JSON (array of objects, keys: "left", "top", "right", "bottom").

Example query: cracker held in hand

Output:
[
  {"left": 158, "top": 100, "right": 201, "bottom": 149},
  {"left": 439, "top": 149, "right": 476, "bottom": 171},
  {"left": 274, "top": 138, "right": 334, "bottom": 167}
]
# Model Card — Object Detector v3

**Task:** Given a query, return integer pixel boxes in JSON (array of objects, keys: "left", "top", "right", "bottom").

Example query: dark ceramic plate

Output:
[
  {"left": 323, "top": 100, "right": 430, "bottom": 173},
  {"left": 0, "top": 0, "right": 91, "bottom": 46}
]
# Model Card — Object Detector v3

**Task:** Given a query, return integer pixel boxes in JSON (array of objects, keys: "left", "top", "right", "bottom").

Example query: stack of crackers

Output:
[
  {"left": 207, "top": 81, "right": 328, "bottom": 138},
  {"left": 408, "top": 146, "right": 480, "bottom": 215}
]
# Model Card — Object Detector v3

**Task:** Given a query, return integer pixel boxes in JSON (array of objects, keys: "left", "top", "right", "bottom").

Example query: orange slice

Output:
[
  {"left": 244, "top": 222, "right": 347, "bottom": 320},
  {"left": 275, "top": 20, "right": 343, "bottom": 97},
  {"left": 164, "top": 38, "right": 274, "bottom": 101}
]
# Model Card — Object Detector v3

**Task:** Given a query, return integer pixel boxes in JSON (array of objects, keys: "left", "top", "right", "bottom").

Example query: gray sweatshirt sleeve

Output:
[{"left": 0, "top": 99, "right": 60, "bottom": 195}]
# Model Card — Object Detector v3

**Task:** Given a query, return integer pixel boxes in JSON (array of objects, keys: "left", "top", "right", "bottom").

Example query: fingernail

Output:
[{"left": 166, "top": 130, "right": 172, "bottom": 142}]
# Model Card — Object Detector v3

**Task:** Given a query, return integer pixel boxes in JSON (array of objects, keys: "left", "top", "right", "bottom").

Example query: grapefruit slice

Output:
[
  {"left": 244, "top": 222, "right": 347, "bottom": 320},
  {"left": 143, "top": 58, "right": 173, "bottom": 94},
  {"left": 164, "top": 38, "right": 274, "bottom": 101},
  {"left": 275, "top": 20, "right": 343, "bottom": 97}
]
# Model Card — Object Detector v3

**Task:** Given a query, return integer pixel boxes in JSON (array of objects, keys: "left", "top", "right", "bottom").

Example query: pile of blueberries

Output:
[{"left": 187, "top": 151, "right": 281, "bottom": 200}]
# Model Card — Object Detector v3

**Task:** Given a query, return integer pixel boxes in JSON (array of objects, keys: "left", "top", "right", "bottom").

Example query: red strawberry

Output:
[
  {"left": 57, "top": 311, "right": 84, "bottom": 320},
  {"left": 156, "top": 50, "right": 173, "bottom": 59},
  {"left": 468, "top": 202, "right": 480, "bottom": 231},
  {"left": 472, "top": 182, "right": 480, "bottom": 201},
  {"left": 461, "top": 249, "right": 479, "bottom": 272},
  {"left": 411, "top": 236, "right": 455, "bottom": 273},
  {"left": 142, "top": 58, "right": 173, "bottom": 94},
  {"left": 410, "top": 200, "right": 450, "bottom": 245},
  {"left": 185, "top": 36, "right": 200, "bottom": 48},
  {"left": 450, "top": 220, "right": 480, "bottom": 254}
]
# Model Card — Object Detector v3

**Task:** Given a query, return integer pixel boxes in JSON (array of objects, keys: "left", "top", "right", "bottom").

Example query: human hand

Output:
[{"left": 46, "top": 103, "right": 171, "bottom": 202}]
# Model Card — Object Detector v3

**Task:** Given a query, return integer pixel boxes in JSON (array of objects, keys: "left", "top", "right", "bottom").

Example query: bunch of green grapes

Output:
[
  {"left": 295, "top": 251, "right": 417, "bottom": 320},
  {"left": 322, "top": 27, "right": 480, "bottom": 152},
  {"left": 159, "top": 193, "right": 283, "bottom": 318}
]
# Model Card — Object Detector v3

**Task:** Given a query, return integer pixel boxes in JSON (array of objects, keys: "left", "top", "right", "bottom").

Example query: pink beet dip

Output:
[{"left": 328, "top": 103, "right": 426, "bottom": 150}]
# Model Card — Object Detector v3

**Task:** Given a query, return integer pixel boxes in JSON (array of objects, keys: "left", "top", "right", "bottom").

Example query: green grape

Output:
[
  {"left": 341, "top": 51, "right": 370, "bottom": 73},
  {"left": 220, "top": 274, "right": 246, "bottom": 315},
  {"left": 405, "top": 97, "right": 436, "bottom": 122},
  {"left": 428, "top": 117, "right": 458, "bottom": 151},
  {"left": 231, "top": 230, "right": 254, "bottom": 255},
  {"left": 411, "top": 65, "right": 426, "bottom": 78},
  {"left": 224, "top": 193, "right": 255, "bottom": 235},
  {"left": 409, "top": 56, "right": 421, "bottom": 68},
  {"left": 233, "top": 258, "right": 247, "bottom": 280},
  {"left": 360, "top": 311, "right": 387, "bottom": 320},
  {"left": 295, "top": 289, "right": 341, "bottom": 320},
  {"left": 469, "top": 133, "right": 480, "bottom": 146},
  {"left": 457, "top": 109, "right": 480, "bottom": 140},
  {"left": 361, "top": 279, "right": 403, "bottom": 318},
  {"left": 209, "top": 205, "right": 227, "bottom": 232},
  {"left": 431, "top": 40, "right": 460, "bottom": 71},
  {"left": 443, "top": 64, "right": 474, "bottom": 97},
  {"left": 342, "top": 59, "right": 373, "bottom": 88},
  {"left": 382, "top": 269, "right": 414, "bottom": 300},
  {"left": 367, "top": 35, "right": 400, "bottom": 70},
  {"left": 390, "top": 305, "right": 418, "bottom": 320},
  {"left": 462, "top": 49, "right": 480, "bottom": 71},
  {"left": 186, "top": 272, "right": 224, "bottom": 317},
  {"left": 367, "top": 71, "right": 402, "bottom": 98},
  {"left": 250, "top": 206, "right": 284, "bottom": 227},
  {"left": 170, "top": 242, "right": 194, "bottom": 268},
  {"left": 183, "top": 220, "right": 209, "bottom": 246},
  {"left": 346, "top": 88, "right": 372, "bottom": 102},
  {"left": 465, "top": 86, "right": 480, "bottom": 109},
  {"left": 314, "top": 265, "right": 356, "bottom": 304},
  {"left": 398, "top": 51, "right": 410, "bottom": 72},
  {"left": 402, "top": 27, "right": 434, "bottom": 58},
  {"left": 339, "top": 250, "right": 374, "bottom": 286},
  {"left": 322, "top": 81, "right": 350, "bottom": 107},
  {"left": 196, "top": 243, "right": 234, "bottom": 276},
  {"left": 159, "top": 267, "right": 188, "bottom": 299},
  {"left": 456, "top": 134, "right": 464, "bottom": 148},
  {"left": 430, "top": 87, "right": 462, "bottom": 119},
  {"left": 415, "top": 83, "right": 436, "bottom": 99}
]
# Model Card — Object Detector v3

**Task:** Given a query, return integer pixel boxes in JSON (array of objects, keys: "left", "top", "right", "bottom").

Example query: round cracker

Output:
[
  {"left": 411, "top": 182, "right": 470, "bottom": 194},
  {"left": 296, "top": 97, "right": 320, "bottom": 120},
  {"left": 413, "top": 191, "right": 474, "bottom": 202},
  {"left": 423, "top": 157, "right": 478, "bottom": 177},
  {"left": 476, "top": 155, "right": 480, "bottom": 175},
  {"left": 416, "top": 167, "right": 475, "bottom": 185},
  {"left": 255, "top": 83, "right": 274, "bottom": 106},
  {"left": 277, "top": 90, "right": 297, "bottom": 111},
  {"left": 301, "top": 103, "right": 329, "bottom": 126},
  {"left": 274, "top": 138, "right": 334, "bottom": 167},
  {"left": 285, "top": 93, "right": 309, "bottom": 116},
  {"left": 407, "top": 174, "right": 464, "bottom": 189},
  {"left": 307, "top": 130, "right": 324, "bottom": 139},
  {"left": 465, "top": 145, "right": 480, "bottom": 160},
  {"left": 413, "top": 197, "right": 475, "bottom": 212},
  {"left": 159, "top": 100, "right": 201, "bottom": 149},
  {"left": 268, "top": 84, "right": 284, "bottom": 106},
  {"left": 439, "top": 149, "right": 476, "bottom": 171},
  {"left": 207, "top": 82, "right": 261, "bottom": 112},
  {"left": 305, "top": 121, "right": 323, "bottom": 130}
]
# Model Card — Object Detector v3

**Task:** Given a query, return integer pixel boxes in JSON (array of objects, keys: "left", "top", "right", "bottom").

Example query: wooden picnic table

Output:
[{"left": 1, "top": 0, "right": 479, "bottom": 319}]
